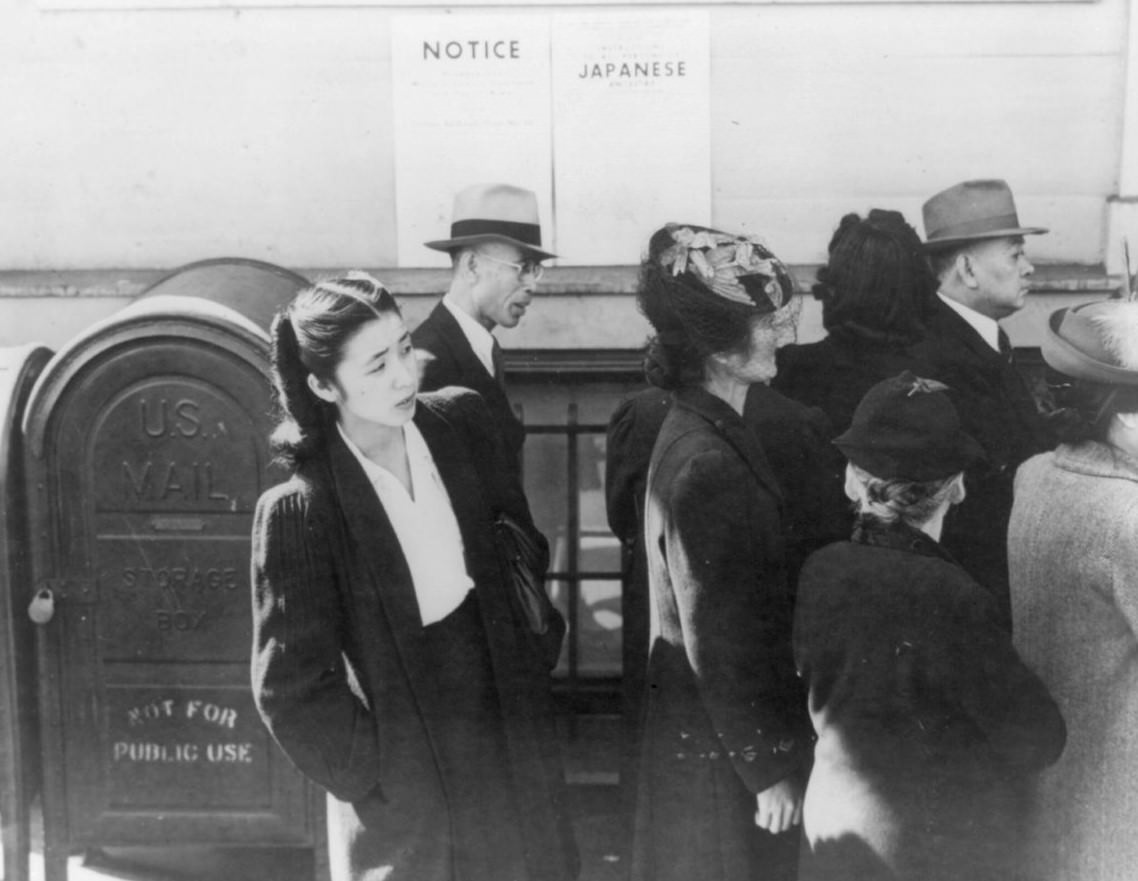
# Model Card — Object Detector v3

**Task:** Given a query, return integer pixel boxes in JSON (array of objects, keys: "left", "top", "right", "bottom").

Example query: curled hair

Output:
[
  {"left": 847, "top": 463, "right": 960, "bottom": 529},
  {"left": 813, "top": 209, "right": 938, "bottom": 347},
  {"left": 269, "top": 272, "right": 401, "bottom": 469},
  {"left": 1047, "top": 376, "right": 1138, "bottom": 445},
  {"left": 638, "top": 224, "right": 794, "bottom": 389}
]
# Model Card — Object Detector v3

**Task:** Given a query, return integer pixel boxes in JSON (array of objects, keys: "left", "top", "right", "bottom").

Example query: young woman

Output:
[
  {"left": 249, "top": 272, "right": 577, "bottom": 881},
  {"left": 1009, "top": 300, "right": 1138, "bottom": 881},
  {"left": 794, "top": 372, "right": 1066, "bottom": 881},
  {"left": 629, "top": 224, "right": 814, "bottom": 881}
]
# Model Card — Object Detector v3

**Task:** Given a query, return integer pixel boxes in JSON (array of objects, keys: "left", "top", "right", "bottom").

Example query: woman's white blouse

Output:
[{"left": 338, "top": 422, "right": 474, "bottom": 626}]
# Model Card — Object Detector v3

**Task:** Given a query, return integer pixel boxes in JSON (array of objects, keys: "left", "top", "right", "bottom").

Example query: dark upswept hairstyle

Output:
[
  {"left": 813, "top": 209, "right": 938, "bottom": 347},
  {"left": 269, "top": 271, "right": 401, "bottom": 469},
  {"left": 638, "top": 224, "right": 796, "bottom": 390}
]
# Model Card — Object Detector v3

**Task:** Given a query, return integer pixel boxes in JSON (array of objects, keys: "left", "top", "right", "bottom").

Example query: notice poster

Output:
[
  {"left": 551, "top": 11, "right": 710, "bottom": 265},
  {"left": 391, "top": 15, "right": 553, "bottom": 267}
]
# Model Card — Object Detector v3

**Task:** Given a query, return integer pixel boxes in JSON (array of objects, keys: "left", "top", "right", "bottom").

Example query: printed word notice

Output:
[{"left": 392, "top": 14, "right": 553, "bottom": 267}]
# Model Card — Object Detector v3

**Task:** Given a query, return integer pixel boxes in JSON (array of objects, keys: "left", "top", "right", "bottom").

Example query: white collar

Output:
[
  {"left": 442, "top": 295, "right": 497, "bottom": 378},
  {"left": 337, "top": 421, "right": 429, "bottom": 487},
  {"left": 937, "top": 292, "right": 1001, "bottom": 353}
]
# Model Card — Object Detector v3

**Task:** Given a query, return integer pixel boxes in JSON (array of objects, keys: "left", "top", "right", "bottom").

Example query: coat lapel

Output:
[
  {"left": 325, "top": 431, "right": 437, "bottom": 687},
  {"left": 675, "top": 386, "right": 785, "bottom": 505},
  {"left": 430, "top": 304, "right": 501, "bottom": 397},
  {"left": 423, "top": 304, "right": 525, "bottom": 455},
  {"left": 930, "top": 300, "right": 1003, "bottom": 369},
  {"left": 413, "top": 400, "right": 499, "bottom": 585}
]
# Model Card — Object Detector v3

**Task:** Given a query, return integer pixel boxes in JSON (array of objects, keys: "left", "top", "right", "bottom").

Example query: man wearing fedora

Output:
[
  {"left": 413, "top": 183, "right": 556, "bottom": 477},
  {"left": 910, "top": 178, "right": 1053, "bottom": 629}
]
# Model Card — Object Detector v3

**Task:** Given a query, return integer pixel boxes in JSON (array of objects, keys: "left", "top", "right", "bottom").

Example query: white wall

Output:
[{"left": 0, "top": 0, "right": 1127, "bottom": 273}]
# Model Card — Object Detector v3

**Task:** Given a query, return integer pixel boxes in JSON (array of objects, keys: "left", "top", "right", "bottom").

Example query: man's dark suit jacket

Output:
[
  {"left": 412, "top": 301, "right": 525, "bottom": 477},
  {"left": 908, "top": 298, "right": 1053, "bottom": 629}
]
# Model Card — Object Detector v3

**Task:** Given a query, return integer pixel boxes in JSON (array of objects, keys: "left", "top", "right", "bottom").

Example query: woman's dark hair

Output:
[
  {"left": 269, "top": 272, "right": 401, "bottom": 468},
  {"left": 638, "top": 224, "right": 793, "bottom": 390},
  {"left": 1047, "top": 374, "right": 1138, "bottom": 445},
  {"left": 813, "top": 209, "right": 938, "bottom": 347}
]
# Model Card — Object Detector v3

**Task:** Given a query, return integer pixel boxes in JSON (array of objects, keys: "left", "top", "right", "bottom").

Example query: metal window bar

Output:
[{"left": 522, "top": 404, "right": 622, "bottom": 723}]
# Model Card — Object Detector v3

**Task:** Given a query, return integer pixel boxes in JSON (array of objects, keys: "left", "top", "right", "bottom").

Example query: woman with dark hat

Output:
[
  {"left": 794, "top": 372, "right": 1065, "bottom": 881},
  {"left": 249, "top": 272, "right": 577, "bottom": 881},
  {"left": 628, "top": 224, "right": 814, "bottom": 881},
  {"left": 1008, "top": 299, "right": 1138, "bottom": 881}
]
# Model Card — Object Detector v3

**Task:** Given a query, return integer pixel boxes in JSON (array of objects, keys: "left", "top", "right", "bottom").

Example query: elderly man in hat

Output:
[
  {"left": 413, "top": 182, "right": 555, "bottom": 476},
  {"left": 909, "top": 179, "right": 1054, "bottom": 629}
]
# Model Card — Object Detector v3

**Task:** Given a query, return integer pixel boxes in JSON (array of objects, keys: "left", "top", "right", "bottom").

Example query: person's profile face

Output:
[
  {"left": 470, "top": 241, "right": 541, "bottom": 330},
  {"left": 964, "top": 236, "right": 1033, "bottom": 320},
  {"left": 726, "top": 305, "right": 798, "bottom": 386}
]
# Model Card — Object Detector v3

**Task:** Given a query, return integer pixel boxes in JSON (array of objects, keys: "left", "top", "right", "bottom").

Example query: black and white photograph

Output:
[{"left": 2, "top": 1, "right": 1137, "bottom": 880}]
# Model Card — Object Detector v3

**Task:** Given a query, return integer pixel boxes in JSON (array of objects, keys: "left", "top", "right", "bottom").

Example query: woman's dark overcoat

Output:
[
  {"left": 793, "top": 519, "right": 1066, "bottom": 881},
  {"left": 630, "top": 386, "right": 814, "bottom": 881},
  {"left": 250, "top": 388, "right": 577, "bottom": 881}
]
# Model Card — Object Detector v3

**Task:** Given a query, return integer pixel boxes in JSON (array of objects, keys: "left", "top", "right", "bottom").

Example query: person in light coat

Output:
[{"left": 1009, "top": 298, "right": 1138, "bottom": 881}]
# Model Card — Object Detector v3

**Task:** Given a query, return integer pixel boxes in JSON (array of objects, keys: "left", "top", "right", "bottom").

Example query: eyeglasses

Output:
[{"left": 478, "top": 252, "right": 545, "bottom": 281}]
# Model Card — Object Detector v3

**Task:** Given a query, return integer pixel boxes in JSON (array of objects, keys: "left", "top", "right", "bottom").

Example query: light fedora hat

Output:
[
  {"left": 425, "top": 183, "right": 556, "bottom": 260},
  {"left": 922, "top": 179, "right": 1048, "bottom": 251}
]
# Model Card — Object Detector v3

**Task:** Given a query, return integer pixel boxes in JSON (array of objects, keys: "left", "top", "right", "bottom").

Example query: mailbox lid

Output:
[
  {"left": 139, "top": 258, "right": 309, "bottom": 331},
  {"left": 25, "top": 302, "right": 309, "bottom": 846}
]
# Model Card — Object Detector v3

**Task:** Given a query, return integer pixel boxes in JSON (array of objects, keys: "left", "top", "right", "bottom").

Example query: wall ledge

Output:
[{"left": 0, "top": 263, "right": 1122, "bottom": 299}]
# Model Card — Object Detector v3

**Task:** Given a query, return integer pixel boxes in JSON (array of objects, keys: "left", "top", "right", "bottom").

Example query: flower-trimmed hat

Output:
[
  {"left": 655, "top": 223, "right": 795, "bottom": 313},
  {"left": 834, "top": 371, "right": 985, "bottom": 481},
  {"left": 1042, "top": 300, "right": 1138, "bottom": 387}
]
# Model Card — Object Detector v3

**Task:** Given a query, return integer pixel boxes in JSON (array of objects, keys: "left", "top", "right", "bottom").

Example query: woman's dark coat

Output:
[
  {"left": 793, "top": 519, "right": 1066, "bottom": 881},
  {"left": 774, "top": 337, "right": 932, "bottom": 542},
  {"left": 630, "top": 386, "right": 814, "bottom": 881},
  {"left": 774, "top": 337, "right": 930, "bottom": 440},
  {"left": 250, "top": 388, "right": 577, "bottom": 881}
]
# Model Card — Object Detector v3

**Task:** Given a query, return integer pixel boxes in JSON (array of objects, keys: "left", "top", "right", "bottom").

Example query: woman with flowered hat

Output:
[
  {"left": 1008, "top": 298, "right": 1138, "bottom": 881},
  {"left": 628, "top": 223, "right": 813, "bottom": 881},
  {"left": 793, "top": 371, "right": 1065, "bottom": 881}
]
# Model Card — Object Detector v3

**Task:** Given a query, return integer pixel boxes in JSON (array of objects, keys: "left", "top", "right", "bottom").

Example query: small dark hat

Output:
[
  {"left": 424, "top": 182, "right": 556, "bottom": 260},
  {"left": 834, "top": 371, "right": 985, "bottom": 481},
  {"left": 922, "top": 179, "right": 1047, "bottom": 251}
]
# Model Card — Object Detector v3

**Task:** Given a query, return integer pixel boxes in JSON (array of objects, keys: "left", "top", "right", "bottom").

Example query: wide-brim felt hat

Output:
[
  {"left": 922, "top": 178, "right": 1048, "bottom": 251},
  {"left": 1042, "top": 300, "right": 1138, "bottom": 386},
  {"left": 425, "top": 182, "right": 556, "bottom": 260},
  {"left": 834, "top": 371, "right": 985, "bottom": 481}
]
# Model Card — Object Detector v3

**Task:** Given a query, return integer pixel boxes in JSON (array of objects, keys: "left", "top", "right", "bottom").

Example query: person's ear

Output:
[
  {"left": 957, "top": 252, "right": 980, "bottom": 289},
  {"left": 843, "top": 463, "right": 861, "bottom": 503},
  {"left": 947, "top": 472, "right": 967, "bottom": 505},
  {"left": 306, "top": 372, "right": 338, "bottom": 404},
  {"left": 459, "top": 249, "right": 480, "bottom": 281}
]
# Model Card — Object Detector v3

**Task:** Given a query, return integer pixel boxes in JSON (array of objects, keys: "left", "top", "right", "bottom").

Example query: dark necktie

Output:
[
  {"left": 998, "top": 328, "right": 1014, "bottom": 364},
  {"left": 491, "top": 339, "right": 505, "bottom": 385}
]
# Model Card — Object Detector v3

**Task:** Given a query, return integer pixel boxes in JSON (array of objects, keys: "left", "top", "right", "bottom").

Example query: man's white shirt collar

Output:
[
  {"left": 937, "top": 292, "right": 1001, "bottom": 353},
  {"left": 442, "top": 295, "right": 497, "bottom": 378}
]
